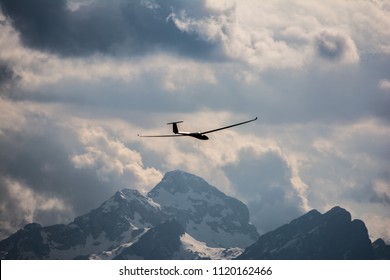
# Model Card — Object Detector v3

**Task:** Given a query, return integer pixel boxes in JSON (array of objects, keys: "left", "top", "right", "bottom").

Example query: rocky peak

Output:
[
  {"left": 372, "top": 238, "right": 390, "bottom": 259},
  {"left": 148, "top": 170, "right": 259, "bottom": 248},
  {"left": 238, "top": 206, "right": 374, "bottom": 260},
  {"left": 322, "top": 206, "right": 352, "bottom": 225},
  {"left": 72, "top": 188, "right": 166, "bottom": 241},
  {"left": 149, "top": 170, "right": 220, "bottom": 196}
]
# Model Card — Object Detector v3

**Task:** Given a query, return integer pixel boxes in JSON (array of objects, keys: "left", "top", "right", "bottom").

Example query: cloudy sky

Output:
[{"left": 0, "top": 0, "right": 389, "bottom": 242}]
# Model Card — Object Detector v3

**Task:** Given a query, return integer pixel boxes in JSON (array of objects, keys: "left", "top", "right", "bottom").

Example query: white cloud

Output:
[
  {"left": 0, "top": 177, "right": 74, "bottom": 239},
  {"left": 204, "top": 0, "right": 236, "bottom": 12},
  {"left": 171, "top": 0, "right": 389, "bottom": 72},
  {"left": 71, "top": 124, "right": 163, "bottom": 191},
  {"left": 66, "top": 0, "right": 95, "bottom": 11},
  {"left": 0, "top": 97, "right": 27, "bottom": 134},
  {"left": 379, "top": 79, "right": 390, "bottom": 92},
  {"left": 373, "top": 180, "right": 390, "bottom": 203},
  {"left": 363, "top": 213, "right": 390, "bottom": 243}
]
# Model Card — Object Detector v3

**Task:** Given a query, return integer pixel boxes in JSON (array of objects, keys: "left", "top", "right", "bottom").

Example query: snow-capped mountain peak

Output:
[{"left": 148, "top": 170, "right": 259, "bottom": 248}]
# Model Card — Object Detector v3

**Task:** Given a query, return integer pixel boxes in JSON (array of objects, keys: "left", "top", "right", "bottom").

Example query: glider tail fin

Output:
[{"left": 167, "top": 121, "right": 183, "bottom": 134}]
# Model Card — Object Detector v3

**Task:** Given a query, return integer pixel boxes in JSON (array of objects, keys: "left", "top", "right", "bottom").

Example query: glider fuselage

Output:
[{"left": 178, "top": 132, "right": 209, "bottom": 140}]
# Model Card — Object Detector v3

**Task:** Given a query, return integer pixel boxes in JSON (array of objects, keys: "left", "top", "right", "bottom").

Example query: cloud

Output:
[
  {"left": 1, "top": 0, "right": 389, "bottom": 69},
  {"left": 362, "top": 213, "right": 390, "bottom": 242},
  {"left": 0, "top": 99, "right": 162, "bottom": 238},
  {"left": 0, "top": 20, "right": 218, "bottom": 100},
  {"left": 71, "top": 124, "right": 162, "bottom": 191},
  {"left": 0, "top": 0, "right": 221, "bottom": 58},
  {"left": 315, "top": 30, "right": 359, "bottom": 63},
  {"left": 223, "top": 148, "right": 304, "bottom": 233},
  {"left": 0, "top": 62, "right": 13, "bottom": 85},
  {"left": 0, "top": 176, "right": 74, "bottom": 239},
  {"left": 379, "top": 79, "right": 390, "bottom": 92},
  {"left": 0, "top": 0, "right": 389, "bottom": 244},
  {"left": 292, "top": 119, "right": 390, "bottom": 226},
  {"left": 0, "top": 61, "right": 19, "bottom": 93},
  {"left": 0, "top": 110, "right": 108, "bottom": 215}
]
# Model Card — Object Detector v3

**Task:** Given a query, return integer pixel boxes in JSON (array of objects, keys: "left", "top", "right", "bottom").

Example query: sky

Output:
[{"left": 0, "top": 0, "right": 389, "bottom": 242}]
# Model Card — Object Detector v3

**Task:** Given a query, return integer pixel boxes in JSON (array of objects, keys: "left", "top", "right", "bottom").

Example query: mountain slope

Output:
[
  {"left": 112, "top": 218, "right": 241, "bottom": 260},
  {"left": 237, "top": 206, "right": 375, "bottom": 260},
  {"left": 114, "top": 219, "right": 184, "bottom": 260},
  {"left": 0, "top": 189, "right": 166, "bottom": 259}
]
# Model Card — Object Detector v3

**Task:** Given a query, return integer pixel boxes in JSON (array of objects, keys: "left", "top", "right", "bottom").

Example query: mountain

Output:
[
  {"left": 0, "top": 189, "right": 167, "bottom": 259},
  {"left": 237, "top": 206, "right": 375, "bottom": 260},
  {"left": 0, "top": 170, "right": 388, "bottom": 260},
  {"left": 0, "top": 170, "right": 252, "bottom": 259},
  {"left": 372, "top": 238, "right": 390, "bottom": 260},
  {"left": 148, "top": 170, "right": 259, "bottom": 248}
]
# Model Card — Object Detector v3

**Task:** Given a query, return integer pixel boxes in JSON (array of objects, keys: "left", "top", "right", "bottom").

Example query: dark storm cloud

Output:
[
  {"left": 223, "top": 149, "right": 304, "bottom": 233},
  {"left": 0, "top": 0, "right": 221, "bottom": 58}
]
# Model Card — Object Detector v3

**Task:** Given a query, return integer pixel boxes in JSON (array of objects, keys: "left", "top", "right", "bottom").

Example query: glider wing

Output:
[{"left": 200, "top": 117, "right": 257, "bottom": 134}]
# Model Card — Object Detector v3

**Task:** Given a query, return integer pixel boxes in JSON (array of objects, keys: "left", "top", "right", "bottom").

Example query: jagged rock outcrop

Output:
[{"left": 238, "top": 206, "right": 375, "bottom": 260}]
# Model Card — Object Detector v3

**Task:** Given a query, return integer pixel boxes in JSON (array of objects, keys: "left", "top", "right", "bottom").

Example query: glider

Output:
[{"left": 138, "top": 117, "right": 257, "bottom": 140}]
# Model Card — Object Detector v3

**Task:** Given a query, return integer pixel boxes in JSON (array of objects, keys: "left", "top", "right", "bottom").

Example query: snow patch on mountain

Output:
[
  {"left": 87, "top": 228, "right": 150, "bottom": 260},
  {"left": 176, "top": 233, "right": 243, "bottom": 259}
]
